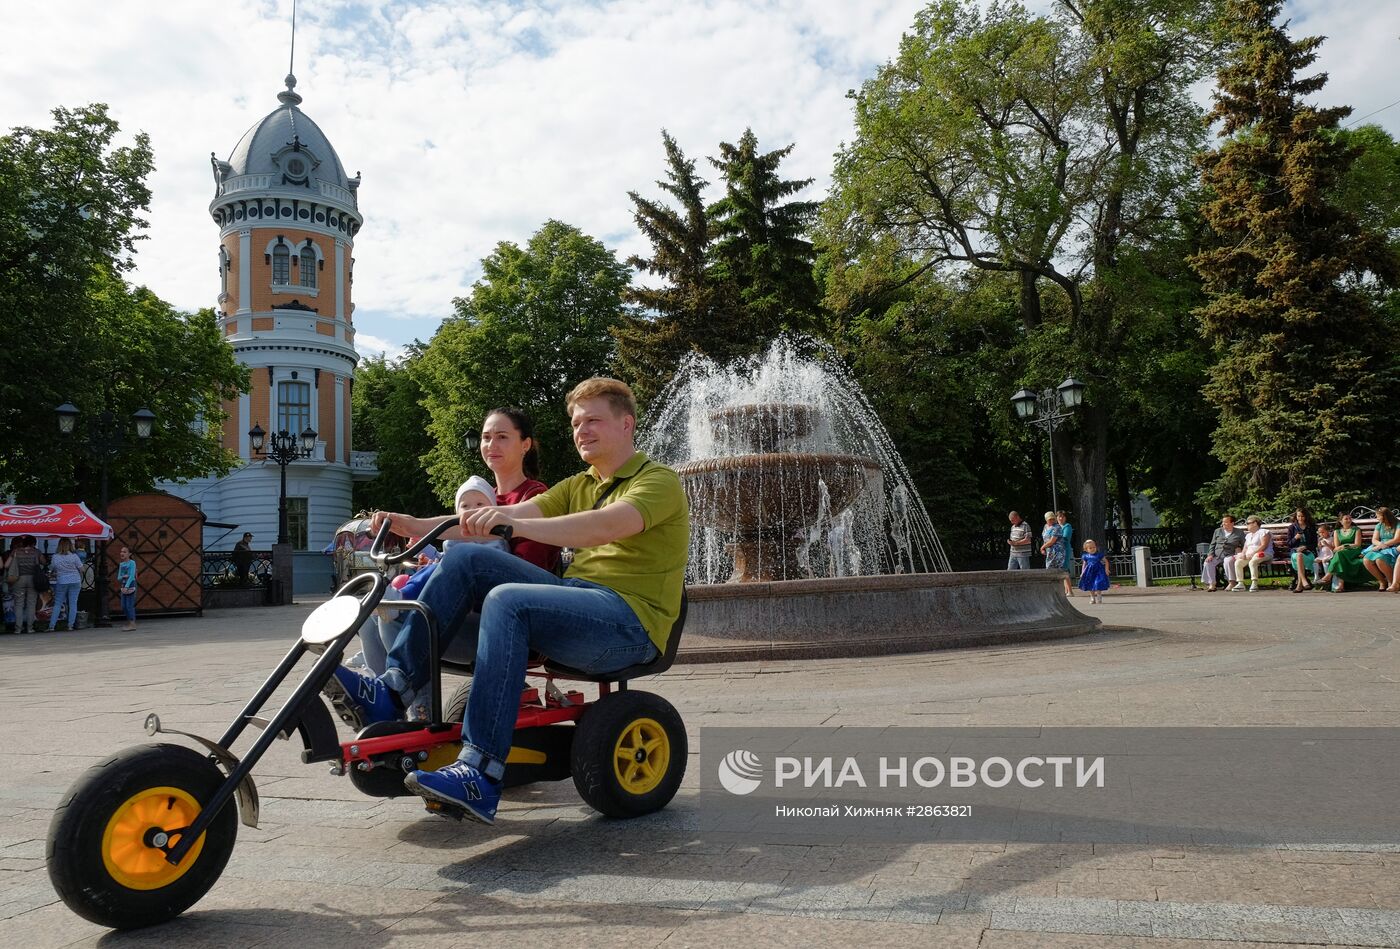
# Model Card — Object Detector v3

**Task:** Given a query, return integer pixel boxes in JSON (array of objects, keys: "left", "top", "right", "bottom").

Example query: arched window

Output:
[
  {"left": 299, "top": 246, "right": 316, "bottom": 288},
  {"left": 272, "top": 244, "right": 290, "bottom": 285}
]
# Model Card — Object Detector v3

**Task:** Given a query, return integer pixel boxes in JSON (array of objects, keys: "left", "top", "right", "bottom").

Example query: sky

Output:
[{"left": 4, "top": 1, "right": 1398, "bottom": 360}]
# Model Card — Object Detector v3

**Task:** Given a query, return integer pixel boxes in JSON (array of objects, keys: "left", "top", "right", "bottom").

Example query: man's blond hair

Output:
[{"left": 566, "top": 377, "right": 637, "bottom": 421}]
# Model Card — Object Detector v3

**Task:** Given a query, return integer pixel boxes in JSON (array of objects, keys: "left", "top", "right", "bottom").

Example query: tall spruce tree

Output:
[
  {"left": 708, "top": 129, "right": 822, "bottom": 352},
  {"left": 612, "top": 131, "right": 715, "bottom": 405},
  {"left": 1189, "top": 0, "right": 1399, "bottom": 512}
]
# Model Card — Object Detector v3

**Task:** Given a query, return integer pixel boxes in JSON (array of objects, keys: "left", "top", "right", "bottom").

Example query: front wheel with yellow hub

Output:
[
  {"left": 571, "top": 690, "right": 686, "bottom": 818},
  {"left": 47, "top": 744, "right": 238, "bottom": 929}
]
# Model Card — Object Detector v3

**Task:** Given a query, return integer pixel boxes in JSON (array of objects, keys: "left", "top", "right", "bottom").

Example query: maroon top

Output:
[{"left": 499, "top": 479, "right": 561, "bottom": 574}]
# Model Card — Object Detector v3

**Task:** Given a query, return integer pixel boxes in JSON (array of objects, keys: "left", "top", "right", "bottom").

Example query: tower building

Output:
[{"left": 163, "top": 73, "right": 376, "bottom": 590}]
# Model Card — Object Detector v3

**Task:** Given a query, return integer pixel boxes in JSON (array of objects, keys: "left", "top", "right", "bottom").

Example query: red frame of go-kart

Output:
[{"left": 338, "top": 680, "right": 600, "bottom": 769}]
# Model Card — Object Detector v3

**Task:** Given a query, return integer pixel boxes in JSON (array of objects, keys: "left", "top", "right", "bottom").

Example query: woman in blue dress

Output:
[
  {"left": 1077, "top": 539, "right": 1110, "bottom": 603},
  {"left": 1039, "top": 512, "right": 1065, "bottom": 574},
  {"left": 1055, "top": 511, "right": 1074, "bottom": 597},
  {"left": 1362, "top": 507, "right": 1400, "bottom": 591}
]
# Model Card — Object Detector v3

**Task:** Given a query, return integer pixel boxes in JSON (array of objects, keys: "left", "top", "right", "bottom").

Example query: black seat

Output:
[{"left": 439, "top": 593, "right": 687, "bottom": 683}]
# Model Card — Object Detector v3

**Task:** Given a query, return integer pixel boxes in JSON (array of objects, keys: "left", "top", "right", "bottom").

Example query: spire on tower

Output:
[{"left": 278, "top": 0, "right": 303, "bottom": 106}]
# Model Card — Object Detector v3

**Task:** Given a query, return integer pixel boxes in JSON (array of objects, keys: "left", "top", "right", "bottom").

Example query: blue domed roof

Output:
[{"left": 224, "top": 75, "right": 350, "bottom": 189}]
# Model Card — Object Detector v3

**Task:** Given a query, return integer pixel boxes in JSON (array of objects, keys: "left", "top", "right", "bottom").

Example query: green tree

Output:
[
  {"left": 1189, "top": 0, "right": 1399, "bottom": 513},
  {"left": 824, "top": 0, "right": 1215, "bottom": 544},
  {"left": 351, "top": 347, "right": 439, "bottom": 514},
  {"left": 1330, "top": 124, "right": 1400, "bottom": 255},
  {"left": 0, "top": 105, "right": 247, "bottom": 501},
  {"left": 7, "top": 265, "right": 247, "bottom": 502},
  {"left": 708, "top": 129, "right": 822, "bottom": 353},
  {"left": 0, "top": 104, "right": 151, "bottom": 499},
  {"left": 823, "top": 245, "right": 1037, "bottom": 558},
  {"left": 613, "top": 131, "right": 717, "bottom": 405},
  {"left": 416, "top": 221, "right": 630, "bottom": 498}
]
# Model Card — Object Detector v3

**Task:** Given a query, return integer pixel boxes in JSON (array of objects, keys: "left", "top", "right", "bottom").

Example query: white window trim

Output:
[{"left": 263, "top": 236, "right": 325, "bottom": 265}]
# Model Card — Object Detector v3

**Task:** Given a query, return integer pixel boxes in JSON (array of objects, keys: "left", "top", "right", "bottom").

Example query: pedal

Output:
[
  {"left": 321, "top": 676, "right": 366, "bottom": 731},
  {"left": 423, "top": 800, "right": 465, "bottom": 821}
]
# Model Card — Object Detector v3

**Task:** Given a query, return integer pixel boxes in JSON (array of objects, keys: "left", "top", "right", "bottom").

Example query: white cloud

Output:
[
  {"left": 353, "top": 332, "right": 407, "bottom": 362},
  {"left": 3, "top": 1, "right": 1396, "bottom": 354}
]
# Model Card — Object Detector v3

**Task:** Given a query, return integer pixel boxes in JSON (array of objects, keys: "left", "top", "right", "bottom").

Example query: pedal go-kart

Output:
[{"left": 45, "top": 519, "right": 687, "bottom": 930}]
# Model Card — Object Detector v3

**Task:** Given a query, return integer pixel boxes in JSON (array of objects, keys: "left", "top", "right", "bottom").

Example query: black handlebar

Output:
[{"left": 370, "top": 516, "right": 512, "bottom": 566}]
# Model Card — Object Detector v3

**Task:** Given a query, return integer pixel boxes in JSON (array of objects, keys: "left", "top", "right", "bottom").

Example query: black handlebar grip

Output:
[{"left": 490, "top": 524, "right": 513, "bottom": 542}]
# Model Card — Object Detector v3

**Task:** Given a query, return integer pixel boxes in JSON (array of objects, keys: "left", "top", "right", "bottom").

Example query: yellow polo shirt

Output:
[{"left": 530, "top": 451, "right": 689, "bottom": 652}]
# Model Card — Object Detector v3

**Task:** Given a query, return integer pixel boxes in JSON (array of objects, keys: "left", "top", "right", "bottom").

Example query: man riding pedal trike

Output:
[
  {"left": 46, "top": 377, "right": 691, "bottom": 929},
  {"left": 327, "top": 377, "right": 689, "bottom": 821}
]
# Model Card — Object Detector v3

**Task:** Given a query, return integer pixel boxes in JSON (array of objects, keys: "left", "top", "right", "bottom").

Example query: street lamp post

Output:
[
  {"left": 463, "top": 429, "right": 482, "bottom": 472},
  {"left": 55, "top": 402, "right": 156, "bottom": 627},
  {"left": 1010, "top": 378, "right": 1085, "bottom": 511},
  {"left": 248, "top": 423, "right": 318, "bottom": 545}
]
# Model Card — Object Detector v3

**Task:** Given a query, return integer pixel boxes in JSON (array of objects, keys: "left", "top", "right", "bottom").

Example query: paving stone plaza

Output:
[{"left": 3, "top": 588, "right": 1399, "bottom": 948}]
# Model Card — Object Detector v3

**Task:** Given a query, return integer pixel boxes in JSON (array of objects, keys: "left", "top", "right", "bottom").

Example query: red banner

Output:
[{"left": 0, "top": 503, "right": 114, "bottom": 539}]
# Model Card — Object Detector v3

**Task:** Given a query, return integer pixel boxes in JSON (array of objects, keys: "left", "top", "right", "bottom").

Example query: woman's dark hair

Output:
[
  {"left": 484, "top": 406, "right": 540, "bottom": 480},
  {"left": 1379, "top": 507, "right": 1397, "bottom": 529},
  {"left": 1296, "top": 507, "right": 1314, "bottom": 527}
]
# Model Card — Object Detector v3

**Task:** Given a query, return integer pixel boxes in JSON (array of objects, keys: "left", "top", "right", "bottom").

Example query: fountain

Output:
[
  {"left": 646, "top": 338, "right": 951, "bottom": 583},
  {"left": 643, "top": 337, "right": 1097, "bottom": 662}
]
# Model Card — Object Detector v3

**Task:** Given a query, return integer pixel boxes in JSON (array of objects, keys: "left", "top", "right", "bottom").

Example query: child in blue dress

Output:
[{"left": 1077, "top": 539, "right": 1110, "bottom": 604}]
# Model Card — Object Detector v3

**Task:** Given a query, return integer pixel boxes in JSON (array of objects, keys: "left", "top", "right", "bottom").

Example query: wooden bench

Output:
[{"left": 1258, "top": 518, "right": 1377, "bottom": 582}]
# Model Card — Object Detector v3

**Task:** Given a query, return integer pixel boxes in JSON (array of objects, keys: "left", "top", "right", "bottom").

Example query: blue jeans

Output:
[
  {"left": 120, "top": 590, "right": 136, "bottom": 622},
  {"left": 386, "top": 544, "right": 657, "bottom": 780},
  {"left": 50, "top": 582, "right": 80, "bottom": 629},
  {"left": 1007, "top": 551, "right": 1031, "bottom": 570}
]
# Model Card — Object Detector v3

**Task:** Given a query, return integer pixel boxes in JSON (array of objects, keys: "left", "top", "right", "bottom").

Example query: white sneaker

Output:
[
  {"left": 345, "top": 651, "right": 368, "bottom": 670},
  {"left": 1249, "top": 583, "right": 1258, "bottom": 592}
]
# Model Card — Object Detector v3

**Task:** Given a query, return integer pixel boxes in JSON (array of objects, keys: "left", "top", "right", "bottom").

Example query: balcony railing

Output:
[{"left": 350, "top": 450, "right": 379, "bottom": 474}]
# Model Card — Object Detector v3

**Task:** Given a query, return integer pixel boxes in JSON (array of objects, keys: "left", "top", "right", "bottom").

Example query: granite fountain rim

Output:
[{"left": 684, "top": 568, "right": 1074, "bottom": 599}]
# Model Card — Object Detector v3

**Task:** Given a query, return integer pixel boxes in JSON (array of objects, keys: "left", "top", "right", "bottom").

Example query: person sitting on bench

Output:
[
  {"left": 326, "top": 377, "right": 689, "bottom": 824},
  {"left": 1201, "top": 514, "right": 1244, "bottom": 591}
]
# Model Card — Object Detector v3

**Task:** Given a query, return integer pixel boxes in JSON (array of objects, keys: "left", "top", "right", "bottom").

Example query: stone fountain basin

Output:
[
  {"left": 674, "top": 570, "right": 1098, "bottom": 663},
  {"left": 708, "top": 402, "right": 818, "bottom": 454},
  {"left": 675, "top": 452, "right": 881, "bottom": 531}
]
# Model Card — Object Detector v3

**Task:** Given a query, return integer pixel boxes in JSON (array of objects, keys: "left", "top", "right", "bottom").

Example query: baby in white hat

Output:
[{"left": 447, "top": 475, "right": 508, "bottom": 552}]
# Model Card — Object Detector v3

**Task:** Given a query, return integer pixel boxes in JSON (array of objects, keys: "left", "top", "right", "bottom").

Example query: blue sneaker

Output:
[
  {"left": 404, "top": 761, "right": 501, "bottom": 824},
  {"left": 321, "top": 666, "right": 402, "bottom": 730}
]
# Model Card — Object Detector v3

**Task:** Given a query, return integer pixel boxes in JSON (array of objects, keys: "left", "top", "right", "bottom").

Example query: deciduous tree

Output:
[
  {"left": 416, "top": 221, "right": 630, "bottom": 497},
  {"left": 824, "top": 0, "right": 1215, "bottom": 543},
  {"left": 0, "top": 106, "right": 246, "bottom": 501},
  {"left": 351, "top": 348, "right": 439, "bottom": 514}
]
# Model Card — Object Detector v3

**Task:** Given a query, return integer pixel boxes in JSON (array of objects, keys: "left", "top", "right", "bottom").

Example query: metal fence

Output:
[
  {"left": 201, "top": 549, "right": 275, "bottom": 589},
  {"left": 1105, "top": 552, "right": 1197, "bottom": 581},
  {"left": 962, "top": 526, "right": 1191, "bottom": 562}
]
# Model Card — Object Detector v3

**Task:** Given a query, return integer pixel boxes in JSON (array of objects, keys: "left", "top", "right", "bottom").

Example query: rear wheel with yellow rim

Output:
[
  {"left": 571, "top": 690, "right": 686, "bottom": 817},
  {"left": 47, "top": 744, "right": 238, "bottom": 929}
]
